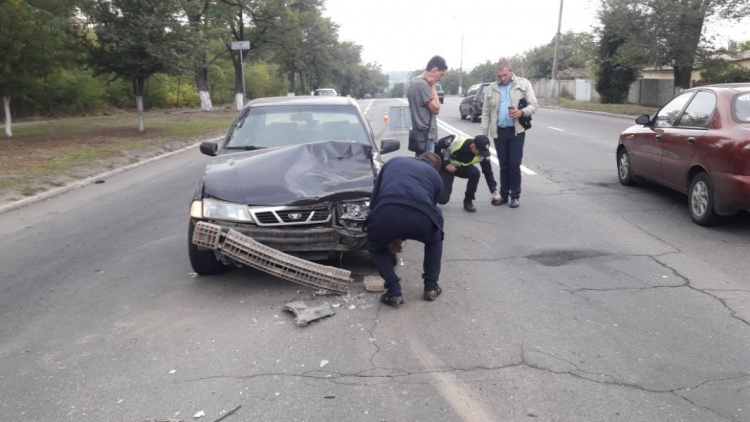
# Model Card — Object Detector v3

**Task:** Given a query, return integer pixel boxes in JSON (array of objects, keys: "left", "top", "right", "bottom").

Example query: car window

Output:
[
  {"left": 436, "top": 84, "right": 443, "bottom": 92},
  {"left": 226, "top": 105, "right": 369, "bottom": 149},
  {"left": 677, "top": 91, "right": 716, "bottom": 128},
  {"left": 465, "top": 87, "right": 478, "bottom": 97},
  {"left": 734, "top": 93, "right": 750, "bottom": 123},
  {"left": 654, "top": 91, "right": 693, "bottom": 128}
]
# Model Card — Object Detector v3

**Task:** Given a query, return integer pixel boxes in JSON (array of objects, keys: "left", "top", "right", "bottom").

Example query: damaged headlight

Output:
[
  {"left": 338, "top": 201, "right": 370, "bottom": 220},
  {"left": 192, "top": 198, "right": 253, "bottom": 223}
]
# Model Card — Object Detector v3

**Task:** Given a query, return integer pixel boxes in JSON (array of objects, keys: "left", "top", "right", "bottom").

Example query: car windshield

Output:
[
  {"left": 315, "top": 89, "right": 336, "bottom": 96},
  {"left": 225, "top": 104, "right": 370, "bottom": 149},
  {"left": 734, "top": 93, "right": 750, "bottom": 123}
]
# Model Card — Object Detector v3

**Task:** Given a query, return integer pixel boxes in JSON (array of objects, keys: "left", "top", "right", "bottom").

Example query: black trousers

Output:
[
  {"left": 438, "top": 165, "right": 480, "bottom": 204},
  {"left": 366, "top": 204, "right": 442, "bottom": 296}
]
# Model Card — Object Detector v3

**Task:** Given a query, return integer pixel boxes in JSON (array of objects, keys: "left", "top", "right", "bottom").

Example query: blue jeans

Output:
[
  {"left": 414, "top": 139, "right": 435, "bottom": 157},
  {"left": 494, "top": 129, "right": 525, "bottom": 199},
  {"left": 366, "top": 204, "right": 443, "bottom": 296}
]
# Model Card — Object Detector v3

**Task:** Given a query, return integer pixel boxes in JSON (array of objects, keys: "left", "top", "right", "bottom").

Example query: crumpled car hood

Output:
[{"left": 203, "top": 141, "right": 376, "bottom": 206}]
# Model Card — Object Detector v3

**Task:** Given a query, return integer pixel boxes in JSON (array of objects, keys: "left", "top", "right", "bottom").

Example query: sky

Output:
[{"left": 322, "top": 0, "right": 750, "bottom": 73}]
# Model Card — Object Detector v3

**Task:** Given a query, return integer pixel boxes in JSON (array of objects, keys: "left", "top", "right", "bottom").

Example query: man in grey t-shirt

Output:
[{"left": 407, "top": 55, "right": 447, "bottom": 156}]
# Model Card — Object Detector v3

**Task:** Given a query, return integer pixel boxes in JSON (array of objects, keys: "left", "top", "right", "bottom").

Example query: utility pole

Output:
[
  {"left": 551, "top": 0, "right": 563, "bottom": 98},
  {"left": 458, "top": 34, "right": 464, "bottom": 96}
]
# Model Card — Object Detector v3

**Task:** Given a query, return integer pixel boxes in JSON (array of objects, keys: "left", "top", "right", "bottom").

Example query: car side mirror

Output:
[
  {"left": 200, "top": 141, "right": 218, "bottom": 157},
  {"left": 635, "top": 114, "right": 651, "bottom": 125},
  {"left": 379, "top": 138, "right": 401, "bottom": 155}
]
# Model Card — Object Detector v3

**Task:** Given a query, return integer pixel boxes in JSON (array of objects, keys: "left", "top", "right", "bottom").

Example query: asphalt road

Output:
[{"left": 0, "top": 97, "right": 749, "bottom": 422}]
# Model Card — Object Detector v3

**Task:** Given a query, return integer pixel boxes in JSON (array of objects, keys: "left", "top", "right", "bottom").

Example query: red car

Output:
[{"left": 616, "top": 83, "right": 750, "bottom": 225}]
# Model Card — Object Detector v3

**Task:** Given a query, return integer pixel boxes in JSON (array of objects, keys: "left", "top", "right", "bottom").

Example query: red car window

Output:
[
  {"left": 734, "top": 93, "right": 750, "bottom": 123},
  {"left": 655, "top": 91, "right": 693, "bottom": 128},
  {"left": 677, "top": 91, "right": 716, "bottom": 128}
]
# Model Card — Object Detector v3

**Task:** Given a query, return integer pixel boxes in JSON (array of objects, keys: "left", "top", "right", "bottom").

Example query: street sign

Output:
[{"left": 231, "top": 41, "right": 250, "bottom": 50}]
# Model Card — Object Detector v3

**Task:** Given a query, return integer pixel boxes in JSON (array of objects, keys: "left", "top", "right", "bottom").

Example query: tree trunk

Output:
[
  {"left": 287, "top": 61, "right": 296, "bottom": 95},
  {"left": 3, "top": 96, "right": 12, "bottom": 137},
  {"left": 194, "top": 51, "right": 213, "bottom": 111},
  {"left": 673, "top": 66, "right": 693, "bottom": 94},
  {"left": 135, "top": 77, "right": 146, "bottom": 134}
]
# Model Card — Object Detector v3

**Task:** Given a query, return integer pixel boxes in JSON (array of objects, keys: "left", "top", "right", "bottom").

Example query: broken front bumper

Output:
[
  {"left": 191, "top": 219, "right": 367, "bottom": 253},
  {"left": 192, "top": 222, "right": 351, "bottom": 294}
]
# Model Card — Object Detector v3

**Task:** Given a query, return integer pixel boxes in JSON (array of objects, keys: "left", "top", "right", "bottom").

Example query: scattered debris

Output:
[
  {"left": 213, "top": 405, "right": 242, "bottom": 422},
  {"left": 363, "top": 276, "right": 386, "bottom": 292},
  {"left": 193, "top": 410, "right": 205, "bottom": 419},
  {"left": 283, "top": 301, "right": 336, "bottom": 326},
  {"left": 169, "top": 369, "right": 176, "bottom": 374},
  {"left": 320, "top": 360, "right": 329, "bottom": 368},
  {"left": 324, "top": 395, "right": 335, "bottom": 399},
  {"left": 145, "top": 418, "right": 182, "bottom": 422}
]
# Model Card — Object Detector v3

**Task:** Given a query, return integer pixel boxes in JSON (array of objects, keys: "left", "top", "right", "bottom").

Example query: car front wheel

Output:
[
  {"left": 459, "top": 109, "right": 467, "bottom": 120},
  {"left": 188, "top": 220, "right": 227, "bottom": 275},
  {"left": 617, "top": 148, "right": 637, "bottom": 186},
  {"left": 688, "top": 173, "right": 719, "bottom": 226}
]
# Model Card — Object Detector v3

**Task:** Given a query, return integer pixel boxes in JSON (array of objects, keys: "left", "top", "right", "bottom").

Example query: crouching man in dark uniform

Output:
[
  {"left": 366, "top": 152, "right": 444, "bottom": 307},
  {"left": 437, "top": 134, "right": 501, "bottom": 212}
]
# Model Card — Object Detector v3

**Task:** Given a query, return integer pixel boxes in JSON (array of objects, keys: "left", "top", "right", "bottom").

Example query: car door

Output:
[
  {"left": 631, "top": 91, "right": 694, "bottom": 180},
  {"left": 659, "top": 90, "right": 715, "bottom": 191}
]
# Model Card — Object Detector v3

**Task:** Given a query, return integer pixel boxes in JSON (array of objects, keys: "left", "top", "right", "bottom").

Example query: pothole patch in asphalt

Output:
[{"left": 526, "top": 249, "right": 610, "bottom": 267}]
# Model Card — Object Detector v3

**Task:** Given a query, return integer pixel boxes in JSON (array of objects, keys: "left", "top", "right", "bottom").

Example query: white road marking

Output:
[{"left": 549, "top": 126, "right": 565, "bottom": 132}]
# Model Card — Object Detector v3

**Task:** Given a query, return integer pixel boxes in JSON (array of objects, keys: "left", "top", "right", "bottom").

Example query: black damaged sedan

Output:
[{"left": 188, "top": 96, "right": 400, "bottom": 275}]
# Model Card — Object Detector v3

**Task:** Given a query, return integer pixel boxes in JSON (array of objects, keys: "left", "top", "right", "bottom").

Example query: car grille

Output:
[{"left": 251, "top": 207, "right": 331, "bottom": 226}]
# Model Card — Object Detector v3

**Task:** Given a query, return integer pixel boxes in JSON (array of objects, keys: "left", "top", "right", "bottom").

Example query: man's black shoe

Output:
[
  {"left": 380, "top": 293, "right": 404, "bottom": 307},
  {"left": 492, "top": 196, "right": 508, "bottom": 206},
  {"left": 509, "top": 198, "right": 520, "bottom": 208},
  {"left": 423, "top": 286, "right": 442, "bottom": 301},
  {"left": 463, "top": 201, "right": 476, "bottom": 212}
]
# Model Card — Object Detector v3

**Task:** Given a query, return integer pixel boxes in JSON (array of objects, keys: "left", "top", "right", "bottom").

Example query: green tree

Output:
[
  {"left": 83, "top": 0, "right": 194, "bottom": 133},
  {"left": 599, "top": 0, "right": 750, "bottom": 91},
  {"left": 0, "top": 0, "right": 76, "bottom": 136},
  {"left": 594, "top": 0, "right": 646, "bottom": 103},
  {"left": 386, "top": 82, "right": 406, "bottom": 98},
  {"left": 520, "top": 31, "right": 596, "bottom": 79},
  {"left": 470, "top": 61, "right": 498, "bottom": 84},
  {"left": 699, "top": 58, "right": 750, "bottom": 82}
]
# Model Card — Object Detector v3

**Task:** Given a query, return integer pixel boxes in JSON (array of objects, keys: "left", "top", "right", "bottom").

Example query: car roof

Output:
[
  {"left": 246, "top": 96, "right": 356, "bottom": 108},
  {"left": 696, "top": 83, "right": 750, "bottom": 92}
]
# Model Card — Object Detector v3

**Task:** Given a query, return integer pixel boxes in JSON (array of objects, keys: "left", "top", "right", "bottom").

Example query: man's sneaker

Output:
[
  {"left": 463, "top": 201, "right": 476, "bottom": 212},
  {"left": 509, "top": 198, "right": 520, "bottom": 208},
  {"left": 492, "top": 196, "right": 508, "bottom": 206},
  {"left": 423, "top": 286, "right": 443, "bottom": 301},
  {"left": 380, "top": 293, "right": 404, "bottom": 307}
]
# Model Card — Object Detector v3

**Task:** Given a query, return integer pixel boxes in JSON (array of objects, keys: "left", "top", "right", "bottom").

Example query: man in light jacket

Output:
[{"left": 481, "top": 58, "right": 538, "bottom": 208}]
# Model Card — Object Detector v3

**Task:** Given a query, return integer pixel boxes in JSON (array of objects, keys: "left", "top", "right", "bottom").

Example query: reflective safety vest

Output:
[{"left": 444, "top": 135, "right": 483, "bottom": 167}]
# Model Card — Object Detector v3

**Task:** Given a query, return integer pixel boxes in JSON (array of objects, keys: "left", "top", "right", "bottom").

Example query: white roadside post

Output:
[{"left": 231, "top": 40, "right": 251, "bottom": 110}]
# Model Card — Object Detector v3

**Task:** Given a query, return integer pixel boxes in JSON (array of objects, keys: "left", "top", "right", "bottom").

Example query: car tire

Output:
[
  {"left": 439, "top": 98, "right": 444, "bottom": 104},
  {"left": 460, "top": 110, "right": 467, "bottom": 120},
  {"left": 471, "top": 110, "right": 480, "bottom": 123},
  {"left": 688, "top": 173, "right": 720, "bottom": 226},
  {"left": 617, "top": 148, "right": 638, "bottom": 186},
  {"left": 188, "top": 220, "right": 227, "bottom": 275}
]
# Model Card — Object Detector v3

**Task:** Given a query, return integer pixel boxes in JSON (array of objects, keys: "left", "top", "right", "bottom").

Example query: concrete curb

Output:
[{"left": 0, "top": 135, "right": 224, "bottom": 215}]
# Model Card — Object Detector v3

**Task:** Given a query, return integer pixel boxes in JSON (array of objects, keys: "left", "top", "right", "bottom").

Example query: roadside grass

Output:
[{"left": 0, "top": 107, "right": 237, "bottom": 202}]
